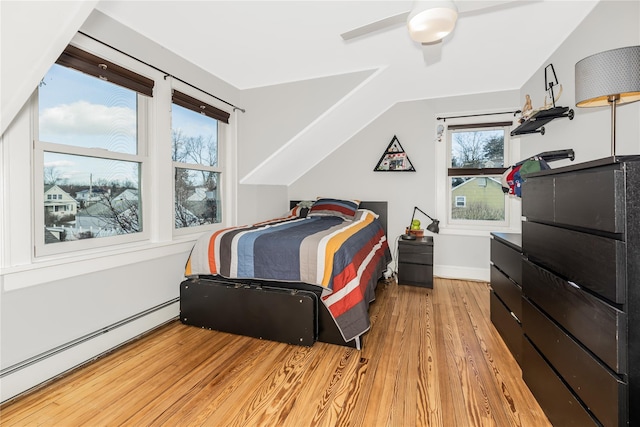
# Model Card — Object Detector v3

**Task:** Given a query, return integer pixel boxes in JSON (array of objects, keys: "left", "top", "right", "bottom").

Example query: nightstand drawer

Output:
[
  {"left": 398, "top": 263, "right": 433, "bottom": 288},
  {"left": 398, "top": 248, "right": 433, "bottom": 265}
]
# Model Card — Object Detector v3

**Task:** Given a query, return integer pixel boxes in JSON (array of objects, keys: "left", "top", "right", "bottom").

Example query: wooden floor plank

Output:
[{"left": 0, "top": 278, "right": 552, "bottom": 427}]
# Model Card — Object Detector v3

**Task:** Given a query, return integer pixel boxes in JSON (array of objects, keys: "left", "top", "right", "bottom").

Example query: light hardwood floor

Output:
[{"left": 0, "top": 278, "right": 551, "bottom": 426}]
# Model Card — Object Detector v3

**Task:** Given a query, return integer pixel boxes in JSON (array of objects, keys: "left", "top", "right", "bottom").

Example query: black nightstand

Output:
[{"left": 397, "top": 236, "right": 434, "bottom": 288}]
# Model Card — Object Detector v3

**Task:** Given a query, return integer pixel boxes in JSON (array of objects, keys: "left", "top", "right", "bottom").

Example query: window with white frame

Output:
[
  {"left": 171, "top": 90, "right": 230, "bottom": 230},
  {"left": 34, "top": 45, "right": 153, "bottom": 254},
  {"left": 447, "top": 122, "right": 511, "bottom": 224}
]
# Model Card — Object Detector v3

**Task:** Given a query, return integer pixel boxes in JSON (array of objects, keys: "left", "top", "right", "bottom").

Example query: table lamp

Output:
[
  {"left": 575, "top": 46, "right": 640, "bottom": 156},
  {"left": 402, "top": 206, "right": 439, "bottom": 240}
]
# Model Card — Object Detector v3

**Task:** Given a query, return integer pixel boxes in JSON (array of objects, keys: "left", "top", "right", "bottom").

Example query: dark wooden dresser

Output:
[
  {"left": 398, "top": 236, "right": 433, "bottom": 288},
  {"left": 490, "top": 232, "right": 523, "bottom": 366},
  {"left": 521, "top": 156, "right": 640, "bottom": 427}
]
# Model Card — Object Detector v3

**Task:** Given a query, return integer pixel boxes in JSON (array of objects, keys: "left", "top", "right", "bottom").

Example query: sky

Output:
[{"left": 38, "top": 64, "right": 217, "bottom": 187}]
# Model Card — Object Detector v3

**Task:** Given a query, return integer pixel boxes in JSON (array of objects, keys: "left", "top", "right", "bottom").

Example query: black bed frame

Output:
[{"left": 180, "top": 201, "right": 388, "bottom": 349}]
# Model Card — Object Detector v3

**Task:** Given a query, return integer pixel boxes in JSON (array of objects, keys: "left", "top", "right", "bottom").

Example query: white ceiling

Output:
[
  {"left": 95, "top": 1, "right": 597, "bottom": 92},
  {"left": 94, "top": 0, "right": 599, "bottom": 185}
]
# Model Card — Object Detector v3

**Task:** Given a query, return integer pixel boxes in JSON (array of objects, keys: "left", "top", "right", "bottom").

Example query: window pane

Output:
[
  {"left": 172, "top": 103, "right": 218, "bottom": 166},
  {"left": 175, "top": 168, "right": 220, "bottom": 228},
  {"left": 39, "top": 64, "right": 137, "bottom": 154},
  {"left": 451, "top": 129, "right": 504, "bottom": 168},
  {"left": 43, "top": 152, "right": 141, "bottom": 243},
  {"left": 450, "top": 176, "right": 505, "bottom": 221}
]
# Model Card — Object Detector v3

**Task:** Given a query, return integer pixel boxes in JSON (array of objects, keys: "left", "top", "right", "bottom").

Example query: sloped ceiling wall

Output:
[
  {"left": 238, "top": 69, "right": 376, "bottom": 178},
  {"left": 0, "top": 1, "right": 98, "bottom": 135}
]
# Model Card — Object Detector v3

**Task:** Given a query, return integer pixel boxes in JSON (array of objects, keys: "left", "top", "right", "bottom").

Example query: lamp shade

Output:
[
  {"left": 407, "top": 0, "right": 458, "bottom": 44},
  {"left": 575, "top": 45, "right": 640, "bottom": 107}
]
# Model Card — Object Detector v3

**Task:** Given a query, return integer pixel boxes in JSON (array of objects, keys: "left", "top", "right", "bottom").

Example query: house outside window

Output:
[
  {"left": 446, "top": 121, "right": 512, "bottom": 227},
  {"left": 34, "top": 45, "right": 153, "bottom": 255},
  {"left": 171, "top": 90, "right": 230, "bottom": 231}
]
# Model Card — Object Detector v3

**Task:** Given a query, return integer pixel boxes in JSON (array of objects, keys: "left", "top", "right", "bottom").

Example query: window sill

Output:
[
  {"left": 437, "top": 225, "right": 520, "bottom": 237},
  {"left": 1, "top": 237, "right": 199, "bottom": 292}
]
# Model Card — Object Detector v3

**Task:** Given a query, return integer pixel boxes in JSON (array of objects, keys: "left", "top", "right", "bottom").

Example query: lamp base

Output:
[{"left": 401, "top": 234, "right": 417, "bottom": 240}]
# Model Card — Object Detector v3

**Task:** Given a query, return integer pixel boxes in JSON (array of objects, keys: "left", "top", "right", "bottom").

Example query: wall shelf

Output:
[{"left": 511, "top": 106, "right": 574, "bottom": 136}]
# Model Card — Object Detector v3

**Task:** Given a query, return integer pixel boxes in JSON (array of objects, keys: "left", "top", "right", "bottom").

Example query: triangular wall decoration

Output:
[{"left": 373, "top": 135, "right": 416, "bottom": 172}]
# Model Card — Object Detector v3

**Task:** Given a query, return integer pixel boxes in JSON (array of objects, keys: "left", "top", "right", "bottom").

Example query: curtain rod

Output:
[
  {"left": 77, "top": 30, "right": 246, "bottom": 113},
  {"left": 437, "top": 110, "right": 520, "bottom": 121}
]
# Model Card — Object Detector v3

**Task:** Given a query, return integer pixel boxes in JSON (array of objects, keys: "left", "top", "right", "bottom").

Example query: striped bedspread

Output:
[{"left": 185, "top": 209, "right": 391, "bottom": 342}]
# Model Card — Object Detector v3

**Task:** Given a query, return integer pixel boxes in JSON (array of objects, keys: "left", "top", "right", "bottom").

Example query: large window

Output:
[
  {"left": 34, "top": 46, "right": 152, "bottom": 254},
  {"left": 171, "top": 90, "right": 229, "bottom": 230},
  {"left": 447, "top": 122, "right": 511, "bottom": 224}
]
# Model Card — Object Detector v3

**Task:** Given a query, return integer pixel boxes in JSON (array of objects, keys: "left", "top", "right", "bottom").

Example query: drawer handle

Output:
[
  {"left": 567, "top": 281, "right": 580, "bottom": 289},
  {"left": 510, "top": 311, "right": 520, "bottom": 322}
]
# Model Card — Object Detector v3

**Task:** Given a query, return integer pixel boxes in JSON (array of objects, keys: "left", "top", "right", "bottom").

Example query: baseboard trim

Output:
[
  {"left": 434, "top": 265, "right": 490, "bottom": 282},
  {"left": 0, "top": 299, "right": 179, "bottom": 404}
]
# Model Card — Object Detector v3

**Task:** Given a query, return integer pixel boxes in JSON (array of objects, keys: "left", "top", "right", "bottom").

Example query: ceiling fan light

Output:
[{"left": 407, "top": 1, "right": 458, "bottom": 44}]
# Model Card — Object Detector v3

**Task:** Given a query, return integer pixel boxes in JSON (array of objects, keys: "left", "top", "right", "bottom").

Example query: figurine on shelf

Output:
[{"left": 519, "top": 94, "right": 533, "bottom": 123}]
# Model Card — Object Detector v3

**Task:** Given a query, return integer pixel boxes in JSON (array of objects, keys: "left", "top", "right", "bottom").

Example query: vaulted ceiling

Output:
[{"left": 2, "top": 1, "right": 600, "bottom": 185}]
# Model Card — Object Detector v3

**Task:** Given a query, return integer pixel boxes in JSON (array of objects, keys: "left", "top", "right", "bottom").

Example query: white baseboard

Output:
[
  {"left": 0, "top": 301, "right": 179, "bottom": 404},
  {"left": 434, "top": 265, "right": 490, "bottom": 282}
]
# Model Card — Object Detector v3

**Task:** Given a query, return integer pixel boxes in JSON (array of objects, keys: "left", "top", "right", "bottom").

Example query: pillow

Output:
[
  {"left": 284, "top": 200, "right": 314, "bottom": 218},
  {"left": 308, "top": 198, "right": 360, "bottom": 221}
]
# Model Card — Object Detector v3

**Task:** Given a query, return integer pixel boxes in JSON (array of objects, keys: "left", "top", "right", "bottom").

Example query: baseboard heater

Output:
[{"left": 0, "top": 298, "right": 179, "bottom": 378}]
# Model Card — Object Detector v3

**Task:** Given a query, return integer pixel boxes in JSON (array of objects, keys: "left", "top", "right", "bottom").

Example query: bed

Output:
[{"left": 179, "top": 199, "right": 391, "bottom": 349}]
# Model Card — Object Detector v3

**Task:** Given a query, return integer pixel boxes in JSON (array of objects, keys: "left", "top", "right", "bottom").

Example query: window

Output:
[
  {"left": 34, "top": 45, "right": 153, "bottom": 254},
  {"left": 171, "top": 90, "right": 229, "bottom": 230},
  {"left": 447, "top": 122, "right": 511, "bottom": 224}
]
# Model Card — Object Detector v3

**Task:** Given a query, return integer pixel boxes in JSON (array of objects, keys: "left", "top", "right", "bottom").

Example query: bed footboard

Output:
[
  {"left": 180, "top": 278, "right": 318, "bottom": 346},
  {"left": 180, "top": 276, "right": 362, "bottom": 348}
]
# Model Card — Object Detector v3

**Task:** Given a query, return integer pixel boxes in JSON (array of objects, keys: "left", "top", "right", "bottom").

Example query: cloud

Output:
[
  {"left": 40, "top": 100, "right": 136, "bottom": 137},
  {"left": 44, "top": 160, "right": 75, "bottom": 168}
]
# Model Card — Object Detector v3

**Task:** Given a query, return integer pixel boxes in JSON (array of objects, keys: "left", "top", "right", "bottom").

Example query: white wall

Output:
[
  {"left": 289, "top": 90, "right": 520, "bottom": 280},
  {"left": 0, "top": 1, "right": 98, "bottom": 135},
  {"left": 0, "top": 8, "right": 244, "bottom": 402},
  {"left": 518, "top": 0, "right": 640, "bottom": 162},
  {"left": 290, "top": 1, "right": 640, "bottom": 281},
  {"left": 235, "top": 70, "right": 375, "bottom": 224}
]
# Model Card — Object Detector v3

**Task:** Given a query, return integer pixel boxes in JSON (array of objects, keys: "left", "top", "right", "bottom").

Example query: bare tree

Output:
[
  {"left": 90, "top": 193, "right": 140, "bottom": 234},
  {"left": 452, "top": 132, "right": 486, "bottom": 168},
  {"left": 44, "top": 166, "right": 63, "bottom": 185}
]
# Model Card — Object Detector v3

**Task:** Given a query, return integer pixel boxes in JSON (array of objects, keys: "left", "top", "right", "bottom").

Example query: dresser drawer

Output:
[
  {"left": 523, "top": 337, "right": 600, "bottom": 427},
  {"left": 523, "top": 259, "right": 626, "bottom": 374},
  {"left": 523, "top": 221, "right": 626, "bottom": 304},
  {"left": 521, "top": 175, "right": 554, "bottom": 222},
  {"left": 522, "top": 165, "right": 626, "bottom": 234},
  {"left": 523, "top": 298, "right": 626, "bottom": 427},
  {"left": 554, "top": 167, "right": 625, "bottom": 233},
  {"left": 490, "top": 291, "right": 522, "bottom": 364},
  {"left": 490, "top": 265, "right": 522, "bottom": 320},
  {"left": 490, "top": 238, "right": 522, "bottom": 285}
]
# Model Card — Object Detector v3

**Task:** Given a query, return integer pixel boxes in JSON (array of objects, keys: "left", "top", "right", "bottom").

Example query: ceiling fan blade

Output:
[
  {"left": 340, "top": 11, "right": 410, "bottom": 41},
  {"left": 422, "top": 40, "right": 443, "bottom": 65}
]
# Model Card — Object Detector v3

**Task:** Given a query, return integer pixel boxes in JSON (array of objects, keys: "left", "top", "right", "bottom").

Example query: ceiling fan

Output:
[{"left": 341, "top": 1, "right": 526, "bottom": 63}]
